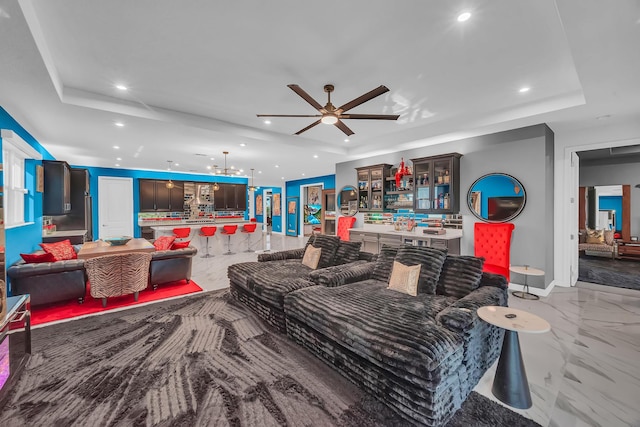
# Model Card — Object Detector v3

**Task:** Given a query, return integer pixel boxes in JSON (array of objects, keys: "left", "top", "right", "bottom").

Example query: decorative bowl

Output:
[{"left": 103, "top": 236, "right": 133, "bottom": 246}]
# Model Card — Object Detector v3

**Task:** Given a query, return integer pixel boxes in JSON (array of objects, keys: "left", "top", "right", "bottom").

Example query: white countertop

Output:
[
  {"left": 151, "top": 220, "right": 249, "bottom": 231},
  {"left": 139, "top": 218, "right": 248, "bottom": 227},
  {"left": 42, "top": 229, "right": 87, "bottom": 238},
  {"left": 349, "top": 225, "right": 463, "bottom": 240}
]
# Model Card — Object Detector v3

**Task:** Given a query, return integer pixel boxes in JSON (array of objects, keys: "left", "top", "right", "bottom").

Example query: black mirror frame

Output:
[
  {"left": 467, "top": 173, "right": 526, "bottom": 223},
  {"left": 338, "top": 185, "right": 359, "bottom": 217}
]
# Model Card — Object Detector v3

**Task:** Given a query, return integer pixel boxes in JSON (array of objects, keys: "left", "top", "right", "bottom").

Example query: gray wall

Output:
[
  {"left": 336, "top": 124, "right": 554, "bottom": 288},
  {"left": 579, "top": 160, "right": 640, "bottom": 237}
]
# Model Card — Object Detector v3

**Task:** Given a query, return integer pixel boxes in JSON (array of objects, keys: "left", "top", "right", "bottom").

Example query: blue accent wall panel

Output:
[{"left": 599, "top": 195, "right": 623, "bottom": 231}]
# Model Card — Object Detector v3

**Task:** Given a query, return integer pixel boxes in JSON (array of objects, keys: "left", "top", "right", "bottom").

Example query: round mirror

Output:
[
  {"left": 338, "top": 185, "right": 359, "bottom": 216},
  {"left": 468, "top": 173, "right": 526, "bottom": 222}
]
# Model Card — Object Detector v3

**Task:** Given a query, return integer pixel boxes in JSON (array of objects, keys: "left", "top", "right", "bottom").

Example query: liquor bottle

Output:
[{"left": 444, "top": 193, "right": 450, "bottom": 210}]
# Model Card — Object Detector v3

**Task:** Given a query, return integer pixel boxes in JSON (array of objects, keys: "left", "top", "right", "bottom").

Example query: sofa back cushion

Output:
[
  {"left": 394, "top": 245, "right": 447, "bottom": 294},
  {"left": 333, "top": 240, "right": 362, "bottom": 265},
  {"left": 371, "top": 245, "right": 400, "bottom": 282},
  {"left": 309, "top": 234, "right": 341, "bottom": 268},
  {"left": 603, "top": 229, "right": 614, "bottom": 246},
  {"left": 436, "top": 255, "right": 484, "bottom": 298}
]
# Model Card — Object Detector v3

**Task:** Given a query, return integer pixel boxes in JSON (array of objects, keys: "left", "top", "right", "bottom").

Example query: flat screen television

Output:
[{"left": 487, "top": 196, "right": 523, "bottom": 221}]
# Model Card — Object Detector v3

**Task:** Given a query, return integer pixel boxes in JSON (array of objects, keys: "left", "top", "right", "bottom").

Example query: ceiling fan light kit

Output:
[{"left": 257, "top": 84, "right": 400, "bottom": 136}]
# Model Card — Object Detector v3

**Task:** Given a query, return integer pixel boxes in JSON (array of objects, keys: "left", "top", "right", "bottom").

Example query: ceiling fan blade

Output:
[
  {"left": 334, "top": 120, "right": 354, "bottom": 136},
  {"left": 257, "top": 114, "right": 322, "bottom": 118},
  {"left": 337, "top": 85, "right": 390, "bottom": 113},
  {"left": 287, "top": 84, "right": 324, "bottom": 111},
  {"left": 294, "top": 120, "right": 322, "bottom": 135},
  {"left": 340, "top": 114, "right": 400, "bottom": 120}
]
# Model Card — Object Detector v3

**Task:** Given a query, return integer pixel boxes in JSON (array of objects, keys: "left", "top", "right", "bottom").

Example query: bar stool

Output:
[
  {"left": 199, "top": 226, "right": 217, "bottom": 258},
  {"left": 241, "top": 223, "right": 258, "bottom": 252},
  {"left": 221, "top": 224, "right": 238, "bottom": 255},
  {"left": 173, "top": 227, "right": 191, "bottom": 242}
]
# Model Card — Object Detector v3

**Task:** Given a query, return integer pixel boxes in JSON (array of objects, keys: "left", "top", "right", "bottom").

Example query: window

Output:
[{"left": 1, "top": 130, "right": 41, "bottom": 228}]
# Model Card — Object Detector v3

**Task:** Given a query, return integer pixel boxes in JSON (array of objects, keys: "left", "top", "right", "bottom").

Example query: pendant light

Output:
[
  {"left": 213, "top": 182, "right": 220, "bottom": 191},
  {"left": 165, "top": 160, "right": 175, "bottom": 188},
  {"left": 249, "top": 168, "right": 257, "bottom": 191}
]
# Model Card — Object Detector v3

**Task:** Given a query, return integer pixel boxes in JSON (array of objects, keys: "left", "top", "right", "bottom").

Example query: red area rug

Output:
[{"left": 31, "top": 280, "right": 203, "bottom": 326}]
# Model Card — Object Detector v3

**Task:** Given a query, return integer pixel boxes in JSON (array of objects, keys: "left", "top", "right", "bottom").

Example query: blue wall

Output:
[
  {"left": 599, "top": 195, "right": 623, "bottom": 231},
  {"left": 284, "top": 174, "right": 335, "bottom": 236},
  {"left": 1, "top": 107, "right": 55, "bottom": 283},
  {"left": 470, "top": 174, "right": 524, "bottom": 218},
  {"left": 80, "top": 166, "right": 247, "bottom": 238}
]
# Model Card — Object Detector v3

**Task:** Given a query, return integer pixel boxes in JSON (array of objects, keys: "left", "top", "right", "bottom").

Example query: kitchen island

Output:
[
  {"left": 349, "top": 225, "right": 462, "bottom": 254},
  {"left": 150, "top": 220, "right": 251, "bottom": 240}
]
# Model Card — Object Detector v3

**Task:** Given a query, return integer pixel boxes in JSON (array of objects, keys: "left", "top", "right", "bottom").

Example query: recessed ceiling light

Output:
[
  {"left": 313, "top": 154, "right": 318, "bottom": 158},
  {"left": 281, "top": 177, "right": 285, "bottom": 180},
  {"left": 240, "top": 143, "right": 246, "bottom": 147},
  {"left": 302, "top": 173, "right": 305, "bottom": 176},
  {"left": 258, "top": 171, "right": 262, "bottom": 174},
  {"left": 113, "top": 145, "right": 120, "bottom": 149},
  {"left": 116, "top": 157, "right": 122, "bottom": 161},
  {"left": 115, "top": 163, "right": 120, "bottom": 167},
  {"left": 344, "top": 139, "right": 349, "bottom": 143},
  {"left": 115, "top": 122, "right": 124, "bottom": 127},
  {"left": 264, "top": 120, "right": 271, "bottom": 124},
  {"left": 174, "top": 163, "right": 179, "bottom": 166},
  {"left": 457, "top": 12, "right": 471, "bottom": 22},
  {"left": 239, "top": 169, "right": 244, "bottom": 173},
  {"left": 115, "top": 84, "right": 128, "bottom": 91},
  {"left": 236, "top": 171, "right": 241, "bottom": 175},
  {"left": 206, "top": 165, "right": 212, "bottom": 170},
  {"left": 275, "top": 165, "right": 279, "bottom": 168},
  {"left": 519, "top": 87, "right": 530, "bottom": 93}
]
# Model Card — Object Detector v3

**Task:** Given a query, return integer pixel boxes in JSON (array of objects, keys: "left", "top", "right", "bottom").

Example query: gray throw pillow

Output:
[
  {"left": 394, "top": 245, "right": 447, "bottom": 294},
  {"left": 334, "top": 240, "right": 362, "bottom": 265},
  {"left": 371, "top": 245, "right": 400, "bottom": 282},
  {"left": 310, "top": 234, "right": 341, "bottom": 268},
  {"left": 436, "top": 255, "right": 484, "bottom": 298}
]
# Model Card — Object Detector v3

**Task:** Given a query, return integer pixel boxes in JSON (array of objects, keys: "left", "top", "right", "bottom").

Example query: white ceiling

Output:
[{"left": 1, "top": 0, "right": 639, "bottom": 186}]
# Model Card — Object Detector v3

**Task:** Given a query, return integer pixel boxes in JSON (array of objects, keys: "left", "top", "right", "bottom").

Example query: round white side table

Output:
[
  {"left": 509, "top": 265, "right": 544, "bottom": 300},
  {"left": 477, "top": 306, "right": 550, "bottom": 409}
]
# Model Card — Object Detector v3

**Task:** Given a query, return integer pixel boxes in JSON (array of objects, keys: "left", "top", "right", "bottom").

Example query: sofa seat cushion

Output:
[
  {"left": 228, "top": 260, "right": 317, "bottom": 308},
  {"left": 285, "top": 280, "right": 463, "bottom": 385}
]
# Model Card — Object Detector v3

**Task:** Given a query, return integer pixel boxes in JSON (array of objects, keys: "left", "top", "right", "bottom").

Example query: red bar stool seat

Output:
[
  {"left": 241, "top": 223, "right": 258, "bottom": 252},
  {"left": 199, "top": 226, "right": 217, "bottom": 258},
  {"left": 173, "top": 227, "right": 191, "bottom": 242},
  {"left": 221, "top": 224, "right": 238, "bottom": 255}
]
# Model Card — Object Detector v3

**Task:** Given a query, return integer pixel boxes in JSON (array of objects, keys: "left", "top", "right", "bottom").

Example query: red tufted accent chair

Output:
[
  {"left": 337, "top": 216, "right": 356, "bottom": 241},
  {"left": 474, "top": 222, "right": 515, "bottom": 282}
]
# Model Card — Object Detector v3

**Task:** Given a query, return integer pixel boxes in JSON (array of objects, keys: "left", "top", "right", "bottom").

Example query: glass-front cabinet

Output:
[
  {"left": 411, "top": 153, "right": 461, "bottom": 213},
  {"left": 356, "top": 164, "right": 391, "bottom": 212}
]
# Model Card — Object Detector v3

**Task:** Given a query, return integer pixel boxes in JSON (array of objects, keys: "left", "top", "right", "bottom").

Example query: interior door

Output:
[
  {"left": 98, "top": 177, "right": 133, "bottom": 238},
  {"left": 570, "top": 152, "right": 579, "bottom": 286}
]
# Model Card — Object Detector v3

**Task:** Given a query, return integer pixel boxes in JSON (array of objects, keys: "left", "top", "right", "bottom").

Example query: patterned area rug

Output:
[
  {"left": 0, "top": 290, "right": 540, "bottom": 426},
  {"left": 579, "top": 255, "right": 640, "bottom": 290}
]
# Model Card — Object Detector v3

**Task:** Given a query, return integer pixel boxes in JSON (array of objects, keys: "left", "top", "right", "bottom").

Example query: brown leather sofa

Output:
[{"left": 149, "top": 246, "right": 197, "bottom": 290}]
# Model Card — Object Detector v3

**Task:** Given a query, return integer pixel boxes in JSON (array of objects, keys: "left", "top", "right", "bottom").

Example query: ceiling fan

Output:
[{"left": 257, "top": 84, "right": 399, "bottom": 136}]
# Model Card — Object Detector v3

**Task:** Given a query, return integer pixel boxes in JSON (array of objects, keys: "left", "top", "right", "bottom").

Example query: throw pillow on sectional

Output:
[
  {"left": 394, "top": 245, "right": 447, "bottom": 294},
  {"left": 371, "top": 245, "right": 400, "bottom": 283},
  {"left": 171, "top": 240, "right": 190, "bottom": 250},
  {"left": 39, "top": 239, "right": 77, "bottom": 261},
  {"left": 20, "top": 252, "right": 56, "bottom": 264},
  {"left": 333, "top": 240, "right": 362, "bottom": 265},
  {"left": 302, "top": 245, "right": 322, "bottom": 269},
  {"left": 154, "top": 236, "right": 176, "bottom": 251},
  {"left": 436, "top": 255, "right": 484, "bottom": 298},
  {"left": 387, "top": 261, "right": 421, "bottom": 296},
  {"left": 310, "top": 234, "right": 341, "bottom": 268}
]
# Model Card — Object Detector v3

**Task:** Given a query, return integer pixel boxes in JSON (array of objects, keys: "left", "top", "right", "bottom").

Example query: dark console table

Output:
[
  {"left": 0, "top": 294, "right": 31, "bottom": 407},
  {"left": 617, "top": 241, "right": 640, "bottom": 260}
]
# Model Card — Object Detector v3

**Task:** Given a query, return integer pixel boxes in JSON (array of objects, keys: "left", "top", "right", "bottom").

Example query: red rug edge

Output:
[{"left": 31, "top": 280, "right": 204, "bottom": 326}]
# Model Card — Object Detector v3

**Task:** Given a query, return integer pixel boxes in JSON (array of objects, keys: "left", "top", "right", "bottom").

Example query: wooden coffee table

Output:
[
  {"left": 617, "top": 241, "right": 640, "bottom": 260},
  {"left": 78, "top": 238, "right": 155, "bottom": 260}
]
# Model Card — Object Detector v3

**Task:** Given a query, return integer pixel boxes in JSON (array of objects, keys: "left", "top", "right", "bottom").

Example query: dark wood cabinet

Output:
[
  {"left": 411, "top": 153, "right": 461, "bottom": 214},
  {"left": 214, "top": 183, "right": 247, "bottom": 211},
  {"left": 356, "top": 164, "right": 391, "bottom": 212},
  {"left": 43, "top": 160, "right": 71, "bottom": 215},
  {"left": 139, "top": 179, "right": 184, "bottom": 212}
]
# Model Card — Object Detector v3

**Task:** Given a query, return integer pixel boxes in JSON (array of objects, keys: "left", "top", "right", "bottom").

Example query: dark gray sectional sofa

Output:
[
  {"left": 229, "top": 241, "right": 508, "bottom": 426},
  {"left": 228, "top": 234, "right": 374, "bottom": 331}
]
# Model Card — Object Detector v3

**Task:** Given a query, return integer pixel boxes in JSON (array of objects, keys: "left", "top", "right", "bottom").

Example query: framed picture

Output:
[
  {"left": 471, "top": 191, "right": 481, "bottom": 215},
  {"left": 36, "top": 165, "right": 44, "bottom": 192},
  {"left": 307, "top": 185, "right": 321, "bottom": 205},
  {"left": 288, "top": 200, "right": 297, "bottom": 214},
  {"left": 256, "top": 195, "right": 263, "bottom": 215},
  {"left": 273, "top": 194, "right": 281, "bottom": 216}
]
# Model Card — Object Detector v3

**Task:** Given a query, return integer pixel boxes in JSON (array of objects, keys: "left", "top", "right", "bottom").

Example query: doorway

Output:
[{"left": 98, "top": 177, "right": 133, "bottom": 239}]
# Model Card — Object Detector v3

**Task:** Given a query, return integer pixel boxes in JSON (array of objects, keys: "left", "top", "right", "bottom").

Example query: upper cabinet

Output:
[
  {"left": 43, "top": 160, "right": 71, "bottom": 215},
  {"left": 214, "top": 183, "right": 247, "bottom": 211},
  {"left": 139, "top": 179, "right": 184, "bottom": 212},
  {"left": 411, "top": 153, "right": 461, "bottom": 214},
  {"left": 356, "top": 164, "right": 391, "bottom": 212}
]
